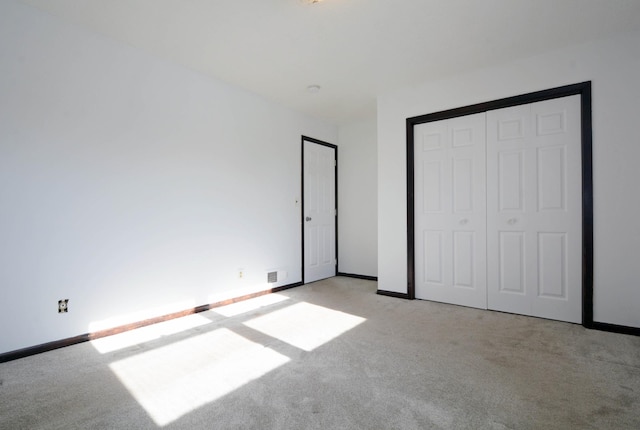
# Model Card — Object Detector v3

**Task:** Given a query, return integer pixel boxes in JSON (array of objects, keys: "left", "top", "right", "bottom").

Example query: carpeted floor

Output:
[{"left": 1, "top": 277, "right": 639, "bottom": 429}]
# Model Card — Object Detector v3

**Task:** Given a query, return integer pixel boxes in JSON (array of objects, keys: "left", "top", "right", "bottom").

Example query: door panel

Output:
[
  {"left": 487, "top": 95, "right": 581, "bottom": 323},
  {"left": 453, "top": 158, "right": 473, "bottom": 212},
  {"left": 414, "top": 113, "right": 487, "bottom": 309},
  {"left": 538, "top": 232, "right": 567, "bottom": 299},
  {"left": 303, "top": 139, "right": 336, "bottom": 283},
  {"left": 499, "top": 231, "right": 526, "bottom": 295},
  {"left": 423, "top": 230, "right": 444, "bottom": 284},
  {"left": 423, "top": 161, "right": 443, "bottom": 212},
  {"left": 498, "top": 150, "right": 525, "bottom": 211},
  {"left": 538, "top": 146, "right": 566, "bottom": 211},
  {"left": 453, "top": 231, "right": 475, "bottom": 288}
]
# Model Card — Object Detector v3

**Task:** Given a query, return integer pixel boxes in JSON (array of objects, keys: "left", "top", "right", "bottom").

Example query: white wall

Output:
[
  {"left": 0, "top": 1, "right": 336, "bottom": 354},
  {"left": 338, "top": 119, "right": 378, "bottom": 277},
  {"left": 378, "top": 30, "right": 640, "bottom": 328}
]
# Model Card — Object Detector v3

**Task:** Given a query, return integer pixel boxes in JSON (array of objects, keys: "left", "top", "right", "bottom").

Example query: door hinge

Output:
[
  {"left": 334, "top": 159, "right": 337, "bottom": 167},
  {"left": 335, "top": 208, "right": 337, "bottom": 216}
]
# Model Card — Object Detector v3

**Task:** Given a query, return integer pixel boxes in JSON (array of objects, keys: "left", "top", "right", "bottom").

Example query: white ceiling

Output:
[{"left": 19, "top": 0, "right": 640, "bottom": 125}]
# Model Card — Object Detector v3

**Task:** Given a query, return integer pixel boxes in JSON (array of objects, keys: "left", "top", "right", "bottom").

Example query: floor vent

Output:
[{"left": 267, "top": 271, "right": 278, "bottom": 283}]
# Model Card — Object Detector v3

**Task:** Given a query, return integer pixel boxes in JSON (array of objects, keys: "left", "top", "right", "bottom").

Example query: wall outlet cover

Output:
[{"left": 58, "top": 299, "right": 69, "bottom": 313}]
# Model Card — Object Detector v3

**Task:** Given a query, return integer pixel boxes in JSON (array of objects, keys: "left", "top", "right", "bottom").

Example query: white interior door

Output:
[
  {"left": 414, "top": 113, "right": 487, "bottom": 309},
  {"left": 303, "top": 139, "right": 336, "bottom": 283},
  {"left": 486, "top": 95, "right": 582, "bottom": 323}
]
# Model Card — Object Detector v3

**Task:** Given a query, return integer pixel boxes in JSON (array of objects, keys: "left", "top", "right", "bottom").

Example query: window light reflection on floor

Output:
[
  {"left": 91, "top": 313, "right": 213, "bottom": 354},
  {"left": 243, "top": 302, "right": 366, "bottom": 352},
  {"left": 109, "top": 328, "right": 290, "bottom": 426},
  {"left": 211, "top": 293, "right": 290, "bottom": 318}
]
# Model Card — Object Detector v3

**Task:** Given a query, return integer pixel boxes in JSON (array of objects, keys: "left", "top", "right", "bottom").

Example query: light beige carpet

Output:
[{"left": 1, "top": 277, "right": 639, "bottom": 429}]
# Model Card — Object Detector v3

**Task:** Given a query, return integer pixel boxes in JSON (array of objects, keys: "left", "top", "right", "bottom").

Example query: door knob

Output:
[
  {"left": 508, "top": 218, "right": 518, "bottom": 225},
  {"left": 459, "top": 219, "right": 469, "bottom": 225},
  {"left": 306, "top": 216, "right": 312, "bottom": 221}
]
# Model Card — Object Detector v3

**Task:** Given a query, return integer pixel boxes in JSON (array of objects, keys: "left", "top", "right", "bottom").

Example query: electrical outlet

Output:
[
  {"left": 58, "top": 299, "right": 68, "bottom": 313},
  {"left": 238, "top": 269, "right": 244, "bottom": 279}
]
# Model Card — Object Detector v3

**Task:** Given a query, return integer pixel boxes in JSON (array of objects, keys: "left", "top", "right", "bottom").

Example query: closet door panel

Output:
[
  {"left": 415, "top": 113, "right": 487, "bottom": 309},
  {"left": 487, "top": 95, "right": 582, "bottom": 323}
]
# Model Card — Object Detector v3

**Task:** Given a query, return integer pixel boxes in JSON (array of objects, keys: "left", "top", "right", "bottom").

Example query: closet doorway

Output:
[{"left": 407, "top": 83, "right": 593, "bottom": 324}]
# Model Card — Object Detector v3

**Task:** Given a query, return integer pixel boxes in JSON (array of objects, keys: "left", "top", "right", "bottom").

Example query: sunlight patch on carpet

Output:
[
  {"left": 211, "top": 293, "right": 290, "bottom": 317},
  {"left": 109, "top": 328, "right": 289, "bottom": 426},
  {"left": 91, "top": 313, "right": 213, "bottom": 354},
  {"left": 243, "top": 302, "right": 366, "bottom": 352}
]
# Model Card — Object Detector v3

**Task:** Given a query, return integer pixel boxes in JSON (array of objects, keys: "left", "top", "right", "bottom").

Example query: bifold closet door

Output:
[
  {"left": 414, "top": 113, "right": 487, "bottom": 309},
  {"left": 486, "top": 95, "right": 582, "bottom": 323}
]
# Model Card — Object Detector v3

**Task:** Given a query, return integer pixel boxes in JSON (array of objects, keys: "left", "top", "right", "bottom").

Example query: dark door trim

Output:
[
  {"left": 405, "top": 82, "right": 611, "bottom": 332},
  {"left": 301, "top": 136, "right": 338, "bottom": 284}
]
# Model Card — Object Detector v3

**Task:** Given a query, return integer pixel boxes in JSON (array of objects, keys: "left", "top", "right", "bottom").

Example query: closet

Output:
[{"left": 414, "top": 95, "right": 582, "bottom": 323}]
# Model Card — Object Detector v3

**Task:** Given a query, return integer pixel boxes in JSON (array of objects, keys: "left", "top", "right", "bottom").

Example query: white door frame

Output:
[
  {"left": 301, "top": 136, "right": 337, "bottom": 284},
  {"left": 402, "top": 82, "right": 596, "bottom": 328}
]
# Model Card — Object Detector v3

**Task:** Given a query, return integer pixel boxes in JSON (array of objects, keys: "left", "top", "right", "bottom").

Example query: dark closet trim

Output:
[
  {"left": 0, "top": 281, "right": 303, "bottom": 363},
  {"left": 377, "top": 290, "right": 411, "bottom": 299},
  {"left": 337, "top": 272, "right": 378, "bottom": 282},
  {"left": 588, "top": 321, "right": 640, "bottom": 336},
  {"left": 402, "top": 81, "right": 624, "bottom": 333},
  {"left": 301, "top": 136, "right": 338, "bottom": 284}
]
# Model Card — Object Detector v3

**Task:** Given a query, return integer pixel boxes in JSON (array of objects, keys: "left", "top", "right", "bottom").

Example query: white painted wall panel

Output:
[
  {"left": 337, "top": 119, "right": 378, "bottom": 278},
  {"left": 0, "top": 1, "right": 336, "bottom": 353}
]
